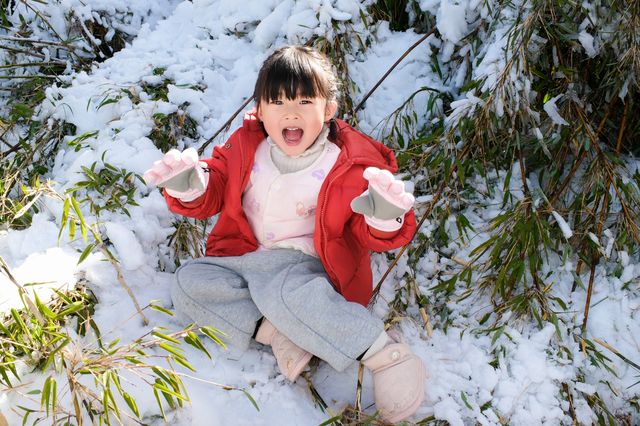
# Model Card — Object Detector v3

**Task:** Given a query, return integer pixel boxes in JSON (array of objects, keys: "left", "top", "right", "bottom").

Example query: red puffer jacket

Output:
[{"left": 165, "top": 111, "right": 417, "bottom": 306}]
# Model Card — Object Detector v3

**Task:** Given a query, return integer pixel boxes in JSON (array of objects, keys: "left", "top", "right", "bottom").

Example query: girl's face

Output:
[{"left": 257, "top": 94, "right": 337, "bottom": 157}]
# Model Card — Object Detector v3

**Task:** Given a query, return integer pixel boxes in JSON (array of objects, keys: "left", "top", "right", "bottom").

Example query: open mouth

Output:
[{"left": 282, "top": 127, "right": 303, "bottom": 145}]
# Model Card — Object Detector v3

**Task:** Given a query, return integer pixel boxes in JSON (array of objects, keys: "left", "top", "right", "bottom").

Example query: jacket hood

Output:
[{"left": 332, "top": 118, "right": 398, "bottom": 172}]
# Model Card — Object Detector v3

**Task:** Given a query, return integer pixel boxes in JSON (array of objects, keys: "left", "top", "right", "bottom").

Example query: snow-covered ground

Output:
[{"left": 1, "top": 1, "right": 638, "bottom": 425}]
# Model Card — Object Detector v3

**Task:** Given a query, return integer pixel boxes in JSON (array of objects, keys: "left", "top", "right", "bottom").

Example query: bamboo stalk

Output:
[
  {"left": 615, "top": 98, "right": 629, "bottom": 154},
  {"left": 581, "top": 255, "right": 598, "bottom": 334}
]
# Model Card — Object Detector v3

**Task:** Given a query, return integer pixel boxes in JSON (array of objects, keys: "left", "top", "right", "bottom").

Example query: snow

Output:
[
  {"left": 1, "top": 0, "right": 639, "bottom": 425},
  {"left": 544, "top": 95, "right": 569, "bottom": 126},
  {"left": 551, "top": 211, "right": 573, "bottom": 240}
]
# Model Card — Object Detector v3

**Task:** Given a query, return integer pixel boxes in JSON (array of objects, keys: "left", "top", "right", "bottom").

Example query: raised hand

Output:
[
  {"left": 143, "top": 148, "right": 209, "bottom": 202},
  {"left": 350, "top": 167, "right": 415, "bottom": 232}
]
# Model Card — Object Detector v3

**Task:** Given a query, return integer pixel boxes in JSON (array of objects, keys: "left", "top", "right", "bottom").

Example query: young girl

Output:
[{"left": 144, "top": 45, "right": 425, "bottom": 423}]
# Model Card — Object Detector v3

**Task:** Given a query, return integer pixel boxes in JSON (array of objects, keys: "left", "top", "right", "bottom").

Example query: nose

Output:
[{"left": 283, "top": 103, "right": 300, "bottom": 119}]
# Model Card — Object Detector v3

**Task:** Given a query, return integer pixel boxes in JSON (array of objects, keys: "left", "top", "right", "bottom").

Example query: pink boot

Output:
[
  {"left": 362, "top": 335, "right": 426, "bottom": 423},
  {"left": 255, "top": 319, "right": 313, "bottom": 382}
]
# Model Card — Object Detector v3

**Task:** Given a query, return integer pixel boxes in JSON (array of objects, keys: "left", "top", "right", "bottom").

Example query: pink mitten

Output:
[
  {"left": 350, "top": 167, "right": 415, "bottom": 232},
  {"left": 143, "top": 148, "right": 209, "bottom": 202}
]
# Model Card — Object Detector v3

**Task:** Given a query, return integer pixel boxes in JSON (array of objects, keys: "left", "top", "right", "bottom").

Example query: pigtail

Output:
[{"left": 328, "top": 118, "right": 338, "bottom": 142}]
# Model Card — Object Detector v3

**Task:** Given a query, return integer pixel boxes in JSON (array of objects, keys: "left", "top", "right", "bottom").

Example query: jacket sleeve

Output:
[
  {"left": 164, "top": 133, "right": 237, "bottom": 219},
  {"left": 349, "top": 208, "right": 417, "bottom": 252}
]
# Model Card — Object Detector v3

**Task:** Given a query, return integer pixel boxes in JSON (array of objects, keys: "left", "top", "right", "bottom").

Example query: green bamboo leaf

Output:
[
  {"left": 172, "top": 355, "right": 197, "bottom": 372},
  {"left": 34, "top": 294, "right": 56, "bottom": 319},
  {"left": 200, "top": 326, "right": 227, "bottom": 349},
  {"left": 154, "top": 381, "right": 188, "bottom": 402},
  {"left": 460, "top": 391, "right": 473, "bottom": 409},
  {"left": 149, "top": 303, "right": 174, "bottom": 316},
  {"left": 68, "top": 218, "right": 76, "bottom": 241},
  {"left": 490, "top": 326, "right": 504, "bottom": 347},
  {"left": 158, "top": 342, "right": 185, "bottom": 358},
  {"left": 184, "top": 331, "right": 211, "bottom": 359},
  {"left": 10, "top": 308, "right": 29, "bottom": 335},
  {"left": 57, "top": 301, "right": 86, "bottom": 317},
  {"left": 241, "top": 389, "right": 260, "bottom": 411},
  {"left": 70, "top": 196, "right": 88, "bottom": 242},
  {"left": 97, "top": 97, "right": 119, "bottom": 110},
  {"left": 41, "top": 376, "right": 49, "bottom": 411},
  {"left": 153, "top": 385, "right": 167, "bottom": 420},
  {"left": 57, "top": 197, "right": 70, "bottom": 242},
  {"left": 152, "top": 330, "right": 181, "bottom": 344},
  {"left": 110, "top": 370, "right": 123, "bottom": 395},
  {"left": 123, "top": 392, "right": 140, "bottom": 417},
  {"left": 42, "top": 337, "right": 70, "bottom": 371},
  {"left": 102, "top": 386, "right": 120, "bottom": 423},
  {"left": 77, "top": 242, "right": 95, "bottom": 265},
  {"left": 151, "top": 366, "right": 172, "bottom": 383}
]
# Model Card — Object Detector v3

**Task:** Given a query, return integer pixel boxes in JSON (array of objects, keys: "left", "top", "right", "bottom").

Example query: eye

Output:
[
  {"left": 270, "top": 99, "right": 283, "bottom": 105},
  {"left": 300, "top": 99, "right": 312, "bottom": 105}
]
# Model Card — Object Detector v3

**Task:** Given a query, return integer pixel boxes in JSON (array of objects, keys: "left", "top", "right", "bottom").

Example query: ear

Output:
[
  {"left": 256, "top": 102, "right": 263, "bottom": 121},
  {"left": 324, "top": 100, "right": 338, "bottom": 121}
]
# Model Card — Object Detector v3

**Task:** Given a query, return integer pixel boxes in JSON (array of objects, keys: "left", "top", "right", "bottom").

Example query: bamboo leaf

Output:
[
  {"left": 149, "top": 303, "right": 174, "bottom": 316},
  {"left": 152, "top": 330, "right": 181, "bottom": 344},
  {"left": 123, "top": 392, "right": 140, "bottom": 417},
  {"left": 70, "top": 196, "right": 88, "bottom": 242},
  {"left": 184, "top": 331, "right": 211, "bottom": 359},
  {"left": 77, "top": 242, "right": 95, "bottom": 265},
  {"left": 200, "top": 326, "right": 227, "bottom": 349}
]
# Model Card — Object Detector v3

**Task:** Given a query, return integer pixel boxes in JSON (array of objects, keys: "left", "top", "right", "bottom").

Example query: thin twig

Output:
[
  {"left": 0, "top": 44, "right": 47, "bottom": 58},
  {"left": 0, "top": 61, "right": 67, "bottom": 69},
  {"left": 197, "top": 97, "right": 253, "bottom": 156},
  {"left": 353, "top": 28, "right": 436, "bottom": 113},
  {"left": 199, "top": 28, "right": 434, "bottom": 157},
  {"left": 369, "top": 150, "right": 462, "bottom": 303},
  {"left": 0, "top": 35, "right": 79, "bottom": 49},
  {"left": 615, "top": 99, "right": 630, "bottom": 153},
  {"left": 0, "top": 74, "right": 58, "bottom": 79},
  {"left": 354, "top": 363, "right": 364, "bottom": 414},
  {"left": 97, "top": 245, "right": 149, "bottom": 326},
  {"left": 581, "top": 250, "right": 598, "bottom": 334},
  {"left": 549, "top": 149, "right": 588, "bottom": 206}
]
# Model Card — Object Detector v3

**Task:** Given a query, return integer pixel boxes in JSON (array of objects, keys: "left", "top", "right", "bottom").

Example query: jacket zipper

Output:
[
  {"left": 318, "top": 157, "right": 394, "bottom": 281},
  {"left": 318, "top": 160, "right": 351, "bottom": 281}
]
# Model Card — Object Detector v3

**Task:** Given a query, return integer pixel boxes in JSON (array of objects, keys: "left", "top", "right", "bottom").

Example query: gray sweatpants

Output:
[{"left": 171, "top": 249, "right": 383, "bottom": 372}]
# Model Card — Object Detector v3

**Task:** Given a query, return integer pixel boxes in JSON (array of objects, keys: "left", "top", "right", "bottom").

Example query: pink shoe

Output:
[
  {"left": 362, "top": 335, "right": 426, "bottom": 423},
  {"left": 255, "top": 319, "right": 313, "bottom": 382}
]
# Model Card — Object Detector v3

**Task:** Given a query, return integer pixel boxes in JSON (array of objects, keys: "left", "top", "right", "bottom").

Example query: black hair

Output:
[{"left": 253, "top": 45, "right": 339, "bottom": 104}]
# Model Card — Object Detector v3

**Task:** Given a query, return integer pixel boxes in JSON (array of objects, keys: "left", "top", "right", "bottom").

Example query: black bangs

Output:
[{"left": 253, "top": 46, "right": 336, "bottom": 104}]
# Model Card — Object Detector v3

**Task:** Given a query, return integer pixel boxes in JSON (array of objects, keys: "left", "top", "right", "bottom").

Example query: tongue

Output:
[{"left": 283, "top": 128, "right": 303, "bottom": 145}]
